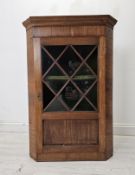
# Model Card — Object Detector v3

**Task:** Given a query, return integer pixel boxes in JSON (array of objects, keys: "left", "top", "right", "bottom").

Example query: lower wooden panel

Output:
[{"left": 43, "top": 119, "right": 98, "bottom": 146}]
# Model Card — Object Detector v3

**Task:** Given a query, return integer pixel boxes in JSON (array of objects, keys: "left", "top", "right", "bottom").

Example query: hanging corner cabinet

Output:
[{"left": 23, "top": 15, "right": 117, "bottom": 161}]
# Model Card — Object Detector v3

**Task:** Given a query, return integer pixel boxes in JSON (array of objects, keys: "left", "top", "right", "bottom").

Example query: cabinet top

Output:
[{"left": 23, "top": 15, "right": 117, "bottom": 30}]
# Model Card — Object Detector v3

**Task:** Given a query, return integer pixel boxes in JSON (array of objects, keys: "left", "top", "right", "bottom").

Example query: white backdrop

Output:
[{"left": 0, "top": 0, "right": 135, "bottom": 134}]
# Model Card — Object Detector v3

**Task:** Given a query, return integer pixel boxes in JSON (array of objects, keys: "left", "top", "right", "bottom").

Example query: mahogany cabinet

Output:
[{"left": 23, "top": 15, "right": 117, "bottom": 161}]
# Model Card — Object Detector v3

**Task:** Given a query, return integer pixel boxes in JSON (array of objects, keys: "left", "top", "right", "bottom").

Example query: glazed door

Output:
[{"left": 40, "top": 37, "right": 99, "bottom": 152}]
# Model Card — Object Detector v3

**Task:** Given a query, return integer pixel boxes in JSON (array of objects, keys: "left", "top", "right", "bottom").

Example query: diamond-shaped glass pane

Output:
[
  {"left": 45, "top": 98, "right": 66, "bottom": 112},
  {"left": 75, "top": 99, "right": 95, "bottom": 111},
  {"left": 44, "top": 46, "right": 66, "bottom": 59},
  {"left": 42, "top": 83, "right": 54, "bottom": 109},
  {"left": 44, "top": 65, "right": 67, "bottom": 93},
  {"left": 45, "top": 65, "right": 64, "bottom": 77},
  {"left": 41, "top": 48, "right": 53, "bottom": 74},
  {"left": 60, "top": 82, "right": 81, "bottom": 109},
  {"left": 74, "top": 65, "right": 93, "bottom": 76},
  {"left": 46, "top": 80, "right": 66, "bottom": 93},
  {"left": 58, "top": 46, "right": 81, "bottom": 75},
  {"left": 73, "top": 65, "right": 96, "bottom": 92},
  {"left": 73, "top": 45, "right": 95, "bottom": 58},
  {"left": 86, "top": 83, "right": 97, "bottom": 107},
  {"left": 86, "top": 47, "right": 98, "bottom": 74},
  {"left": 74, "top": 79, "right": 96, "bottom": 93}
]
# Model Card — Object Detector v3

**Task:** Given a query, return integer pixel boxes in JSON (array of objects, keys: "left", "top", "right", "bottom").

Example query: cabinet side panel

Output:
[
  {"left": 98, "top": 36, "right": 106, "bottom": 153},
  {"left": 105, "top": 27, "right": 113, "bottom": 158},
  {"left": 33, "top": 38, "right": 43, "bottom": 154},
  {"left": 26, "top": 29, "right": 37, "bottom": 159}
]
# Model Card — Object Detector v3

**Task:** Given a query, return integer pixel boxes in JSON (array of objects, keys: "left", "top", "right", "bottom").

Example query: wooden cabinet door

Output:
[{"left": 39, "top": 37, "right": 99, "bottom": 155}]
